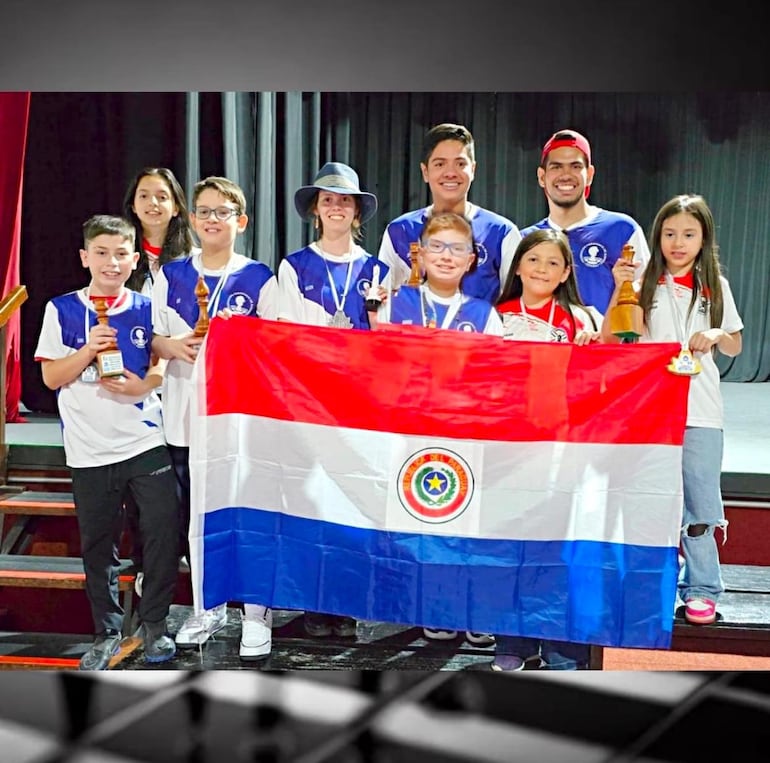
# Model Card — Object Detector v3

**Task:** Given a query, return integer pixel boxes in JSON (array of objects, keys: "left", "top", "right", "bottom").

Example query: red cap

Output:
[{"left": 540, "top": 129, "right": 592, "bottom": 198}]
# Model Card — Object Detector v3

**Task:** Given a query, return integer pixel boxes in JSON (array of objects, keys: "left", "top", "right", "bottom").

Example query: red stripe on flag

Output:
[{"left": 203, "top": 317, "right": 689, "bottom": 445}]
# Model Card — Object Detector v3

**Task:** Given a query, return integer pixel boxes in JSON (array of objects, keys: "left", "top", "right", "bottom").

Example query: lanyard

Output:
[
  {"left": 320, "top": 248, "right": 355, "bottom": 315},
  {"left": 194, "top": 253, "right": 234, "bottom": 316},
  {"left": 664, "top": 274, "right": 698, "bottom": 349},
  {"left": 519, "top": 297, "right": 556, "bottom": 327},
  {"left": 420, "top": 286, "right": 463, "bottom": 329}
]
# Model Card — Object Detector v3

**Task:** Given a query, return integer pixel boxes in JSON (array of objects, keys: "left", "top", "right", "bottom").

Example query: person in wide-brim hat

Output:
[{"left": 294, "top": 161, "right": 378, "bottom": 231}]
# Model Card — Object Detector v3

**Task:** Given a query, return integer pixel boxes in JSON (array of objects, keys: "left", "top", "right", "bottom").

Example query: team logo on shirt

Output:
[
  {"left": 474, "top": 241, "right": 488, "bottom": 266},
  {"left": 579, "top": 242, "right": 607, "bottom": 267},
  {"left": 356, "top": 277, "right": 372, "bottom": 296},
  {"left": 549, "top": 327, "right": 569, "bottom": 342},
  {"left": 456, "top": 321, "right": 478, "bottom": 332},
  {"left": 397, "top": 448, "right": 474, "bottom": 524},
  {"left": 130, "top": 326, "right": 149, "bottom": 348},
  {"left": 226, "top": 292, "right": 254, "bottom": 315}
]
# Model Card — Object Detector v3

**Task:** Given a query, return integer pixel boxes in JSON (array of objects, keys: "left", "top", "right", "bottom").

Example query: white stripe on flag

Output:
[{"left": 195, "top": 413, "right": 683, "bottom": 547}]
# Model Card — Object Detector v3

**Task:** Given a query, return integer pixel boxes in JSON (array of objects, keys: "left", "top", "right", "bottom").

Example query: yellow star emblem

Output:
[{"left": 427, "top": 474, "right": 444, "bottom": 491}]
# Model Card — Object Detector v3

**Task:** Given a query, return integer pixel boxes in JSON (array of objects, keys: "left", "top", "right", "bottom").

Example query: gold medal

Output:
[{"left": 667, "top": 348, "right": 702, "bottom": 376}]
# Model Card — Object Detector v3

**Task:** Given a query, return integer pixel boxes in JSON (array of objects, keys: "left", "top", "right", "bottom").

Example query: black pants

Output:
[
  {"left": 168, "top": 443, "right": 191, "bottom": 560},
  {"left": 72, "top": 446, "right": 180, "bottom": 635}
]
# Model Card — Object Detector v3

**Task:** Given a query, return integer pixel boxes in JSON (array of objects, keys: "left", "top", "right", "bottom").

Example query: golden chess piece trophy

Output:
[
  {"left": 609, "top": 244, "right": 643, "bottom": 343},
  {"left": 93, "top": 297, "right": 125, "bottom": 377},
  {"left": 406, "top": 241, "right": 422, "bottom": 286}
]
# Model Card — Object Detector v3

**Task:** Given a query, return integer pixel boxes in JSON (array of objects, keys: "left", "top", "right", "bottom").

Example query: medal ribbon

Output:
[
  {"left": 194, "top": 253, "right": 235, "bottom": 317},
  {"left": 664, "top": 273, "right": 699, "bottom": 350},
  {"left": 320, "top": 248, "right": 355, "bottom": 318},
  {"left": 420, "top": 286, "right": 463, "bottom": 329},
  {"left": 519, "top": 297, "right": 556, "bottom": 333}
]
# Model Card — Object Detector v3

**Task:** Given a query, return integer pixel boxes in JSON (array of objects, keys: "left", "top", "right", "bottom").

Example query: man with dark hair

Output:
[
  {"left": 378, "top": 122, "right": 522, "bottom": 305},
  {"left": 521, "top": 129, "right": 650, "bottom": 315}
]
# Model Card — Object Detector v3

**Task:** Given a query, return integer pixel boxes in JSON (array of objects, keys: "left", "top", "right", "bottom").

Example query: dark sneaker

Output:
[
  {"left": 79, "top": 630, "right": 122, "bottom": 671},
  {"left": 541, "top": 644, "right": 590, "bottom": 670},
  {"left": 331, "top": 615, "right": 357, "bottom": 638},
  {"left": 141, "top": 621, "right": 176, "bottom": 664},
  {"left": 491, "top": 655, "right": 526, "bottom": 671},
  {"left": 303, "top": 612, "right": 334, "bottom": 637}
]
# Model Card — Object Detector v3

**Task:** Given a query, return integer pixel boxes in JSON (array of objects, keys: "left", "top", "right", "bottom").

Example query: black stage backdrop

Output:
[{"left": 20, "top": 91, "right": 770, "bottom": 412}]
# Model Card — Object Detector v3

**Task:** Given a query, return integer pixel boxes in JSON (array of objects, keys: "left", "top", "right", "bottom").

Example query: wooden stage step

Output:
[
  {"left": 0, "top": 491, "right": 74, "bottom": 515},
  {"left": 0, "top": 630, "right": 141, "bottom": 670},
  {"left": 0, "top": 555, "right": 137, "bottom": 639},
  {"left": 0, "top": 491, "right": 76, "bottom": 554}
]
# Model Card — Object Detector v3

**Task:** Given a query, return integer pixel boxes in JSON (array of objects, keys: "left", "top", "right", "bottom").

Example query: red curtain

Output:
[{"left": 0, "top": 92, "right": 31, "bottom": 423}]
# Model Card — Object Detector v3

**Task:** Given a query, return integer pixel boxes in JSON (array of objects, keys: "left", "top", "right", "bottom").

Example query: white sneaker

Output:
[
  {"left": 175, "top": 603, "right": 228, "bottom": 647},
  {"left": 465, "top": 632, "right": 495, "bottom": 646},
  {"left": 423, "top": 627, "right": 458, "bottom": 641},
  {"left": 239, "top": 608, "right": 272, "bottom": 661}
]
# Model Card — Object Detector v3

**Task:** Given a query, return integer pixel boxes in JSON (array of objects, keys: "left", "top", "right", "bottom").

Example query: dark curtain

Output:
[
  {"left": 19, "top": 92, "right": 770, "bottom": 413},
  {"left": 20, "top": 93, "right": 188, "bottom": 413}
]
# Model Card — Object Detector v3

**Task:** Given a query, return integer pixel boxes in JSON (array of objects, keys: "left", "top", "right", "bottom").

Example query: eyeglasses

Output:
[
  {"left": 423, "top": 238, "right": 474, "bottom": 257},
  {"left": 193, "top": 206, "right": 241, "bottom": 221}
]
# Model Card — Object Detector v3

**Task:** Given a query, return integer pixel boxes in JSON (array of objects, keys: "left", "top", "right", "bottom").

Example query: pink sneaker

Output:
[{"left": 685, "top": 597, "right": 716, "bottom": 624}]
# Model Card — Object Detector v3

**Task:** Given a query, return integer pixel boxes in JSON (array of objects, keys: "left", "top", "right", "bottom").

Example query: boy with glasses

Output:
[
  {"left": 378, "top": 123, "right": 522, "bottom": 305},
  {"left": 376, "top": 211, "right": 503, "bottom": 336},
  {"left": 375, "top": 211, "right": 500, "bottom": 646},
  {"left": 151, "top": 176, "right": 280, "bottom": 662}
]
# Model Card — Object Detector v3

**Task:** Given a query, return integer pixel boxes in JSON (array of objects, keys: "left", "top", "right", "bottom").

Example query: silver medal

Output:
[
  {"left": 329, "top": 309, "right": 354, "bottom": 329},
  {"left": 81, "top": 364, "right": 99, "bottom": 383}
]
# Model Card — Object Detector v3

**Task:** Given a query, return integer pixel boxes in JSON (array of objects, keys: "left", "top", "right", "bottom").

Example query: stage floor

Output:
[{"left": 9, "top": 382, "right": 770, "bottom": 493}]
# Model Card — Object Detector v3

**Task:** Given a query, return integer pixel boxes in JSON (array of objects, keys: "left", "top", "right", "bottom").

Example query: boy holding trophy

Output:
[
  {"left": 151, "top": 176, "right": 279, "bottom": 661},
  {"left": 34, "top": 214, "right": 180, "bottom": 670}
]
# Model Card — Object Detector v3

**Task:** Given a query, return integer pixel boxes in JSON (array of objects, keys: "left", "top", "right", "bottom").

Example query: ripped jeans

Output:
[{"left": 679, "top": 426, "right": 728, "bottom": 603}]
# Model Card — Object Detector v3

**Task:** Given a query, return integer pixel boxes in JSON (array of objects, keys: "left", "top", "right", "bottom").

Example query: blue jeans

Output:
[
  {"left": 679, "top": 426, "right": 727, "bottom": 602},
  {"left": 494, "top": 636, "right": 590, "bottom": 670}
]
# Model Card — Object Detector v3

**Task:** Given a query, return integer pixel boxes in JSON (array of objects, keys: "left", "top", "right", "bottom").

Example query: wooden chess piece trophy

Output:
[
  {"left": 406, "top": 241, "right": 422, "bottom": 286},
  {"left": 193, "top": 276, "right": 210, "bottom": 337},
  {"left": 609, "top": 244, "right": 643, "bottom": 343},
  {"left": 93, "top": 297, "right": 125, "bottom": 377}
]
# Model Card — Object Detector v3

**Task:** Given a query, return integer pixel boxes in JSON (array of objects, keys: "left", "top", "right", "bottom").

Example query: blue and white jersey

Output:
[
  {"left": 34, "top": 288, "right": 165, "bottom": 468},
  {"left": 152, "top": 252, "right": 279, "bottom": 446},
  {"left": 521, "top": 207, "right": 650, "bottom": 315},
  {"left": 278, "top": 243, "right": 389, "bottom": 329},
  {"left": 378, "top": 203, "right": 521, "bottom": 305},
  {"left": 378, "top": 284, "right": 503, "bottom": 335}
]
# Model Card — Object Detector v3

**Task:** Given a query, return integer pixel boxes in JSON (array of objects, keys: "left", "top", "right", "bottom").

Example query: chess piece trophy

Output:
[
  {"left": 608, "top": 244, "right": 643, "bottom": 343},
  {"left": 93, "top": 298, "right": 125, "bottom": 377},
  {"left": 364, "top": 263, "right": 383, "bottom": 312},
  {"left": 406, "top": 241, "right": 422, "bottom": 286},
  {"left": 193, "top": 276, "right": 210, "bottom": 337}
]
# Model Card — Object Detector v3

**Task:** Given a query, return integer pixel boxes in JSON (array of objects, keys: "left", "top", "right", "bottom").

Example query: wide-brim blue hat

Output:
[{"left": 294, "top": 161, "right": 378, "bottom": 223}]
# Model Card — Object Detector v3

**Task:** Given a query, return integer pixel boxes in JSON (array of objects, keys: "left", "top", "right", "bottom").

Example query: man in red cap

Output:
[{"left": 519, "top": 129, "right": 650, "bottom": 315}]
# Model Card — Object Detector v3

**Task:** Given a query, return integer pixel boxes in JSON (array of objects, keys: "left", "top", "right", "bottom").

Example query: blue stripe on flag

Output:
[{"left": 201, "top": 507, "right": 679, "bottom": 649}]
